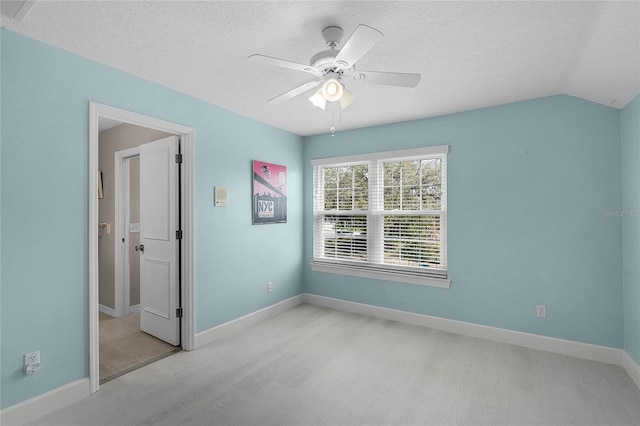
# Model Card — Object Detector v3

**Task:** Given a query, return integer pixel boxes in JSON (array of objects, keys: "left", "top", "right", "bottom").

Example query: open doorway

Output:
[
  {"left": 89, "top": 102, "right": 195, "bottom": 394},
  {"left": 98, "top": 126, "right": 180, "bottom": 383}
]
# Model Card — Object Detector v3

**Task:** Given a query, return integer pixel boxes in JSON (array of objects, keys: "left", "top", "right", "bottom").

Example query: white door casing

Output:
[
  {"left": 139, "top": 136, "right": 180, "bottom": 346},
  {"left": 89, "top": 101, "right": 195, "bottom": 394}
]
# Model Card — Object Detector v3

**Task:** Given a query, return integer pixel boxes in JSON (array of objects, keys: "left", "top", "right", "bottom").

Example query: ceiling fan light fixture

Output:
[
  {"left": 322, "top": 78, "right": 343, "bottom": 102},
  {"left": 309, "top": 88, "right": 327, "bottom": 110},
  {"left": 339, "top": 86, "right": 354, "bottom": 109}
]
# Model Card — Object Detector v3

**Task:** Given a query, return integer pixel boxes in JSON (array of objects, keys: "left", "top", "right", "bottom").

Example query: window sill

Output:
[{"left": 310, "top": 262, "right": 451, "bottom": 289}]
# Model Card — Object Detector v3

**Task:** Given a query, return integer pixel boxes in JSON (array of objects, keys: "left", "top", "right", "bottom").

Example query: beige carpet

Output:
[{"left": 99, "top": 311, "right": 180, "bottom": 384}]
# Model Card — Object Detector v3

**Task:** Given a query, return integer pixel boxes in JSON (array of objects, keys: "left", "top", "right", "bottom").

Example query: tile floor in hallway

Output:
[{"left": 99, "top": 311, "right": 181, "bottom": 383}]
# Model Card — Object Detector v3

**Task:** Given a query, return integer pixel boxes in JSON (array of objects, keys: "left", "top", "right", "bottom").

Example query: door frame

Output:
[
  {"left": 115, "top": 148, "right": 140, "bottom": 317},
  {"left": 89, "top": 102, "right": 195, "bottom": 394}
]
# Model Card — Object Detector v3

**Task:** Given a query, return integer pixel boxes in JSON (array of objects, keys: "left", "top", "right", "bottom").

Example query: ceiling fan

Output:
[{"left": 248, "top": 25, "right": 421, "bottom": 110}]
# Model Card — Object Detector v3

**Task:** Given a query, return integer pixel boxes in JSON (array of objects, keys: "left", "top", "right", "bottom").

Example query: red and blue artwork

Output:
[{"left": 252, "top": 160, "right": 287, "bottom": 224}]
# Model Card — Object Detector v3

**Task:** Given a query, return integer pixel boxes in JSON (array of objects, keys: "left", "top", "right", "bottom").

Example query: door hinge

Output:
[
  {"left": 176, "top": 230, "right": 183, "bottom": 240},
  {"left": 176, "top": 307, "right": 183, "bottom": 318},
  {"left": 175, "top": 153, "right": 183, "bottom": 164}
]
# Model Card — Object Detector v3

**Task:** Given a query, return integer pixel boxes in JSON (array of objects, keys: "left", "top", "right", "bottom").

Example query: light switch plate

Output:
[{"left": 214, "top": 187, "right": 228, "bottom": 207}]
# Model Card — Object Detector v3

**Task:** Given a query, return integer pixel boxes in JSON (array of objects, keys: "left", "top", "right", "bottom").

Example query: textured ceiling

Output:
[{"left": 2, "top": 1, "right": 639, "bottom": 136}]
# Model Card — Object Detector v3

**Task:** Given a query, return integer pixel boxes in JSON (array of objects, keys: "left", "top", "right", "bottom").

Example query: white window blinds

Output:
[{"left": 312, "top": 146, "right": 448, "bottom": 284}]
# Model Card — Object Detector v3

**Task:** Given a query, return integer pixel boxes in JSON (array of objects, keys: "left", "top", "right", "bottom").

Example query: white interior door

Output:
[{"left": 139, "top": 135, "right": 180, "bottom": 346}]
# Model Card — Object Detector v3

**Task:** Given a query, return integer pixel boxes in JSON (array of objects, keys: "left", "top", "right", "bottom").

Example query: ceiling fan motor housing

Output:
[
  {"left": 310, "top": 26, "right": 349, "bottom": 72},
  {"left": 322, "top": 26, "right": 344, "bottom": 46},
  {"left": 310, "top": 50, "right": 356, "bottom": 75},
  {"left": 310, "top": 49, "right": 339, "bottom": 70}
]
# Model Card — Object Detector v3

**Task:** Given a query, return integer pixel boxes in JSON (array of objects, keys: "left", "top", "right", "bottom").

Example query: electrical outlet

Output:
[
  {"left": 267, "top": 282, "right": 273, "bottom": 293},
  {"left": 536, "top": 305, "right": 547, "bottom": 318},
  {"left": 24, "top": 351, "right": 41, "bottom": 374},
  {"left": 25, "top": 351, "right": 39, "bottom": 365},
  {"left": 26, "top": 363, "right": 41, "bottom": 375}
]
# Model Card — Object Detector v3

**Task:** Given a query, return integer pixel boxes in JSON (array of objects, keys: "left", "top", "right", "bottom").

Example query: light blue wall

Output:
[
  {"left": 622, "top": 93, "right": 640, "bottom": 365},
  {"left": 0, "top": 29, "right": 304, "bottom": 409},
  {"left": 304, "top": 95, "right": 623, "bottom": 348}
]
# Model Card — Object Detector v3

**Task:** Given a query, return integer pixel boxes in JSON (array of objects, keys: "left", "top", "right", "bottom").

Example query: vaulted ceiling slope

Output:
[{"left": 2, "top": 1, "right": 639, "bottom": 136}]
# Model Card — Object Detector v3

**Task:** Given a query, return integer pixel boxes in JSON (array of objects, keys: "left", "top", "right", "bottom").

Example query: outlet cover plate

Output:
[{"left": 536, "top": 305, "right": 547, "bottom": 318}]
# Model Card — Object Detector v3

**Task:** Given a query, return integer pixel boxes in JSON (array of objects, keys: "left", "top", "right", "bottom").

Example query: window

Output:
[{"left": 312, "top": 146, "right": 449, "bottom": 288}]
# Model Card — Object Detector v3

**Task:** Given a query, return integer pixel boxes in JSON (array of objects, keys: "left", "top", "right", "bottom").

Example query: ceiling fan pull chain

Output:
[{"left": 330, "top": 108, "right": 336, "bottom": 136}]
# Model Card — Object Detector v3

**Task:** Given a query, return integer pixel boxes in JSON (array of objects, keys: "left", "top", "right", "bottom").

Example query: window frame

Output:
[{"left": 311, "top": 145, "right": 450, "bottom": 288}]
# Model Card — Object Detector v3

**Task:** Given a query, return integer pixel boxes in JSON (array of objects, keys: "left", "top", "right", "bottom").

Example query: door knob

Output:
[{"left": 135, "top": 244, "right": 145, "bottom": 253}]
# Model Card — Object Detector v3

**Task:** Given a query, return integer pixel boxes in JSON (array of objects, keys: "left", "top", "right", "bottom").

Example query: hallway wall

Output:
[{"left": 98, "top": 124, "right": 171, "bottom": 311}]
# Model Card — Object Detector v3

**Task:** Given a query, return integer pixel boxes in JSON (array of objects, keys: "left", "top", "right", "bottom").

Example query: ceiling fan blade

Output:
[
  {"left": 267, "top": 80, "right": 323, "bottom": 104},
  {"left": 248, "top": 54, "right": 322, "bottom": 76},
  {"left": 355, "top": 70, "right": 421, "bottom": 88},
  {"left": 334, "top": 25, "right": 383, "bottom": 69}
]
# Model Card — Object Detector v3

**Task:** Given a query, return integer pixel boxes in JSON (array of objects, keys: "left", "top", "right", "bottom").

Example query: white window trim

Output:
[
  {"left": 310, "top": 262, "right": 451, "bottom": 288},
  {"left": 310, "top": 145, "right": 449, "bottom": 167},
  {"left": 311, "top": 145, "right": 450, "bottom": 289}
]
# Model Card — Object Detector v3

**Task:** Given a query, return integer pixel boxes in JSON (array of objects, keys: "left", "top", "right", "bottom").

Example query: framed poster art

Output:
[{"left": 252, "top": 160, "right": 287, "bottom": 224}]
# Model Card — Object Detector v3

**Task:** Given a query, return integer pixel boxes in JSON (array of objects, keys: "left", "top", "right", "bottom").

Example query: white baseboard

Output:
[
  {"left": 98, "top": 303, "right": 116, "bottom": 317},
  {"left": 194, "top": 295, "right": 305, "bottom": 349},
  {"left": 302, "top": 293, "right": 623, "bottom": 366},
  {"left": 621, "top": 350, "right": 640, "bottom": 390},
  {"left": 0, "top": 378, "right": 90, "bottom": 426},
  {"left": 101, "top": 304, "right": 139, "bottom": 316}
]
